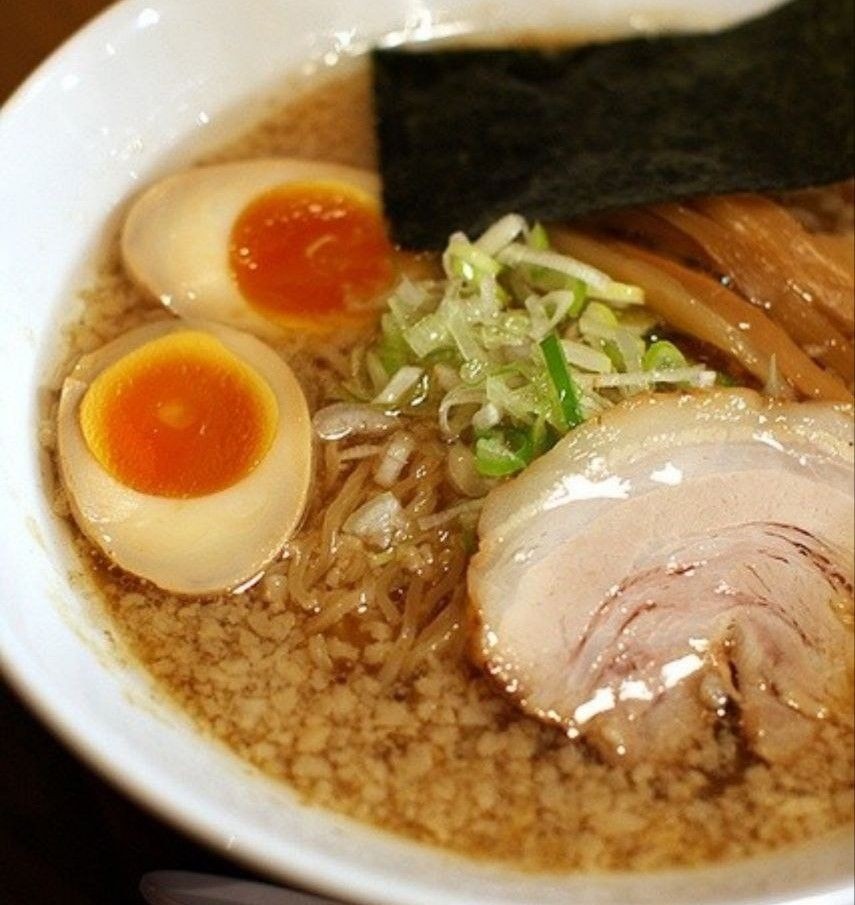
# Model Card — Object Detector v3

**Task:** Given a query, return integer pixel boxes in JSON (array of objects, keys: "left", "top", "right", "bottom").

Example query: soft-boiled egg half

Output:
[
  {"left": 121, "top": 159, "right": 396, "bottom": 340},
  {"left": 58, "top": 319, "right": 312, "bottom": 595}
]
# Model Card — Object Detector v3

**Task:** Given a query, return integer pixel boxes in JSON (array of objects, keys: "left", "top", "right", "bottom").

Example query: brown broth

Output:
[{"left": 43, "top": 60, "right": 854, "bottom": 873}]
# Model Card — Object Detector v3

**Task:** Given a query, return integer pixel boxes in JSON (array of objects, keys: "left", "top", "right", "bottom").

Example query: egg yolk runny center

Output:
[
  {"left": 79, "top": 331, "right": 279, "bottom": 498},
  {"left": 229, "top": 181, "right": 394, "bottom": 329}
]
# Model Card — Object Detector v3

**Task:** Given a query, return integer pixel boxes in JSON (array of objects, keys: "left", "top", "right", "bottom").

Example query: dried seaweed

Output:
[{"left": 373, "top": 0, "right": 854, "bottom": 248}]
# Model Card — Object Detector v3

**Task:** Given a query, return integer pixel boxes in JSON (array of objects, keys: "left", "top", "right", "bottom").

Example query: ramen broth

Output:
[{"left": 42, "top": 61, "right": 854, "bottom": 872}]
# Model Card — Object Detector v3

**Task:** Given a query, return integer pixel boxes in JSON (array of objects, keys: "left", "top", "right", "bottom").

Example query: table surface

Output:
[
  {"left": 1, "top": 3, "right": 265, "bottom": 903},
  {"left": 0, "top": 0, "right": 111, "bottom": 102}
]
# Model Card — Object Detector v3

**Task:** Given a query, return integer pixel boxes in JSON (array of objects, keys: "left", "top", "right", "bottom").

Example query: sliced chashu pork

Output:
[{"left": 469, "top": 391, "right": 854, "bottom": 765}]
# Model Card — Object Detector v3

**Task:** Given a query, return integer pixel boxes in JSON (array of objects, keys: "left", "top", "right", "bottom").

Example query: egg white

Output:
[
  {"left": 58, "top": 319, "right": 313, "bottom": 595},
  {"left": 121, "top": 158, "right": 383, "bottom": 341}
]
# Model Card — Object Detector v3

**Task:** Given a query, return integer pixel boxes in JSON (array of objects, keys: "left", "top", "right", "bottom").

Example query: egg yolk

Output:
[
  {"left": 79, "top": 331, "right": 279, "bottom": 498},
  {"left": 229, "top": 181, "right": 394, "bottom": 330}
]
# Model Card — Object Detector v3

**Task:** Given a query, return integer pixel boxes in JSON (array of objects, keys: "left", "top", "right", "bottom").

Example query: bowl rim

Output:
[
  {"left": 1, "top": 0, "right": 121, "bottom": 117},
  {"left": 0, "top": 3, "right": 852, "bottom": 905}
]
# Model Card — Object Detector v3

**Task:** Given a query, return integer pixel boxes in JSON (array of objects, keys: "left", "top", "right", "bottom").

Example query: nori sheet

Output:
[{"left": 373, "top": 0, "right": 855, "bottom": 249}]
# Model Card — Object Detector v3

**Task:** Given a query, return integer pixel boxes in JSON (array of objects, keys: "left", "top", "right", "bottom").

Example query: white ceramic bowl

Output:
[{"left": 0, "top": 2, "right": 852, "bottom": 903}]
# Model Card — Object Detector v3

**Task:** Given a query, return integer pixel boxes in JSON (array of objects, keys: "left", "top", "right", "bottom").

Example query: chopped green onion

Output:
[
  {"left": 421, "top": 347, "right": 460, "bottom": 368},
  {"left": 497, "top": 243, "right": 612, "bottom": 291},
  {"left": 332, "top": 212, "right": 708, "bottom": 483},
  {"left": 481, "top": 311, "right": 531, "bottom": 349},
  {"left": 376, "top": 314, "right": 411, "bottom": 375},
  {"left": 540, "top": 332, "right": 585, "bottom": 429},
  {"left": 506, "top": 267, "right": 533, "bottom": 303},
  {"left": 475, "top": 427, "right": 533, "bottom": 477},
  {"left": 486, "top": 375, "right": 544, "bottom": 424},
  {"left": 433, "top": 362, "right": 461, "bottom": 392},
  {"left": 519, "top": 223, "right": 558, "bottom": 291},
  {"left": 388, "top": 283, "right": 428, "bottom": 328},
  {"left": 439, "top": 385, "right": 485, "bottom": 437},
  {"left": 613, "top": 326, "right": 644, "bottom": 373},
  {"left": 526, "top": 290, "right": 577, "bottom": 340},
  {"left": 600, "top": 340, "right": 624, "bottom": 372},
  {"left": 365, "top": 350, "right": 390, "bottom": 392},
  {"left": 472, "top": 401, "right": 502, "bottom": 433},
  {"left": 373, "top": 366, "right": 425, "bottom": 405},
  {"left": 577, "top": 367, "right": 717, "bottom": 389},
  {"left": 587, "top": 280, "right": 645, "bottom": 305},
  {"left": 475, "top": 213, "right": 527, "bottom": 256},
  {"left": 568, "top": 279, "right": 588, "bottom": 318},
  {"left": 643, "top": 340, "right": 687, "bottom": 372},
  {"left": 561, "top": 339, "right": 613, "bottom": 374},
  {"left": 529, "top": 415, "right": 556, "bottom": 458},
  {"left": 447, "top": 304, "right": 488, "bottom": 362},
  {"left": 527, "top": 222, "right": 551, "bottom": 250},
  {"left": 579, "top": 301, "right": 619, "bottom": 340},
  {"left": 404, "top": 310, "right": 450, "bottom": 358},
  {"left": 460, "top": 358, "right": 488, "bottom": 385},
  {"left": 444, "top": 235, "right": 503, "bottom": 285},
  {"left": 477, "top": 274, "right": 508, "bottom": 312}
]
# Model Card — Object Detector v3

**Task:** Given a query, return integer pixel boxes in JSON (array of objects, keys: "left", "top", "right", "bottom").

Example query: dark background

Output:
[{"left": 1, "top": 3, "right": 259, "bottom": 903}]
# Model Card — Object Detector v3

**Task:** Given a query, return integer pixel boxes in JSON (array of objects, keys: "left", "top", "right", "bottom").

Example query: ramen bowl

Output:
[{"left": 0, "top": 1, "right": 851, "bottom": 903}]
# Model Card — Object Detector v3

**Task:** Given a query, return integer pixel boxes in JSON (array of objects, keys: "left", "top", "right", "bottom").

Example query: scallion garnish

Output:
[
  {"left": 475, "top": 427, "right": 533, "bottom": 477},
  {"left": 643, "top": 340, "right": 687, "bottom": 372},
  {"left": 339, "top": 213, "right": 711, "bottom": 488},
  {"left": 540, "top": 331, "right": 584, "bottom": 430}
]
